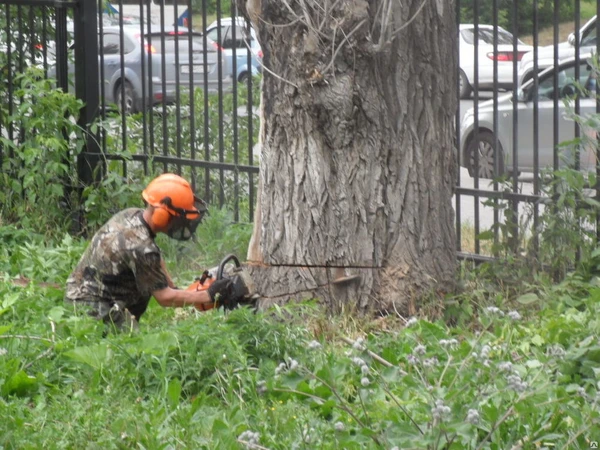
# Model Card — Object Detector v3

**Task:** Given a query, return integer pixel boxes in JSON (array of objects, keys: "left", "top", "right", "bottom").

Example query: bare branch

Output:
[
  {"left": 391, "top": 0, "right": 429, "bottom": 38},
  {"left": 322, "top": 19, "right": 367, "bottom": 75}
]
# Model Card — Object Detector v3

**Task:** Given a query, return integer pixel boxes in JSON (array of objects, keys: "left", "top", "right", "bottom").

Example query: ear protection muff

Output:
[{"left": 152, "top": 206, "right": 171, "bottom": 229}]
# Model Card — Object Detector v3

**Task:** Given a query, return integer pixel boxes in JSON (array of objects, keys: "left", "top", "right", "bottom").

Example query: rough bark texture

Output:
[{"left": 239, "top": 0, "right": 457, "bottom": 315}]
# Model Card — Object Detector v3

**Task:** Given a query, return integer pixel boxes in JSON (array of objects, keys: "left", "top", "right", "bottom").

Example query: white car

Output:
[
  {"left": 518, "top": 15, "right": 597, "bottom": 88},
  {"left": 205, "top": 17, "right": 262, "bottom": 83},
  {"left": 460, "top": 54, "right": 598, "bottom": 179},
  {"left": 459, "top": 24, "right": 533, "bottom": 99}
]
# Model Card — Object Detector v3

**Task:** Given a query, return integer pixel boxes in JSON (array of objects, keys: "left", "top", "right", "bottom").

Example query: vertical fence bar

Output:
[
  {"left": 201, "top": 0, "right": 210, "bottom": 202},
  {"left": 73, "top": 0, "right": 101, "bottom": 188},
  {"left": 531, "top": 0, "right": 540, "bottom": 256},
  {"left": 231, "top": 10, "right": 240, "bottom": 222},
  {"left": 186, "top": 0, "right": 196, "bottom": 188},
  {"left": 491, "top": 0, "right": 499, "bottom": 254},
  {"left": 509, "top": 0, "right": 519, "bottom": 252},
  {"left": 454, "top": 0, "right": 462, "bottom": 252},
  {"left": 216, "top": 0, "right": 225, "bottom": 207}
]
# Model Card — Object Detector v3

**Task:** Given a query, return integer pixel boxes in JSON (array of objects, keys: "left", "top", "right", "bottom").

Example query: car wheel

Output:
[
  {"left": 466, "top": 131, "right": 504, "bottom": 179},
  {"left": 238, "top": 72, "right": 249, "bottom": 84},
  {"left": 115, "top": 80, "right": 137, "bottom": 114},
  {"left": 459, "top": 69, "right": 472, "bottom": 99}
]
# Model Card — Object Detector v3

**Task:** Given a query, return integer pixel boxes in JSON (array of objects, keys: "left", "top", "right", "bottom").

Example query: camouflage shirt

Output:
[{"left": 65, "top": 208, "right": 169, "bottom": 320}]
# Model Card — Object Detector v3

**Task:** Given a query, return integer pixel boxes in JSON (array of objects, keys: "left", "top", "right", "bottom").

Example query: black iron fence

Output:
[
  {"left": 0, "top": 0, "right": 260, "bottom": 224},
  {"left": 455, "top": 0, "right": 600, "bottom": 264},
  {"left": 1, "top": 0, "right": 600, "bottom": 263}
]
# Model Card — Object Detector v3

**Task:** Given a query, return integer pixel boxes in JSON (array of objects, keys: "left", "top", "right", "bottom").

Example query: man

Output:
[{"left": 65, "top": 173, "right": 234, "bottom": 330}]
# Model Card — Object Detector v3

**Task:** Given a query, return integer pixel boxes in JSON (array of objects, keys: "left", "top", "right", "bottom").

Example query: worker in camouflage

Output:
[{"left": 65, "top": 174, "right": 235, "bottom": 331}]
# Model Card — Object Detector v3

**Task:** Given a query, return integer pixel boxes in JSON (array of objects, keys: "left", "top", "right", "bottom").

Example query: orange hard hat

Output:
[{"left": 142, "top": 173, "right": 200, "bottom": 218}]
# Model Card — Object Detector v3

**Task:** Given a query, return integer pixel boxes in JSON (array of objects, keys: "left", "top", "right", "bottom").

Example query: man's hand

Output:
[{"left": 207, "top": 278, "right": 237, "bottom": 310}]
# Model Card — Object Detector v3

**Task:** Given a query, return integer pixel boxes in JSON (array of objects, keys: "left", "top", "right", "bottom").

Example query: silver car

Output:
[
  {"left": 51, "top": 24, "right": 231, "bottom": 113},
  {"left": 460, "top": 54, "right": 598, "bottom": 179}
]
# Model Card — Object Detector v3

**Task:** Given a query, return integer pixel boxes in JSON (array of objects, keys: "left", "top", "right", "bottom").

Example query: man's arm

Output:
[
  {"left": 152, "top": 286, "right": 212, "bottom": 309},
  {"left": 152, "top": 278, "right": 234, "bottom": 310}
]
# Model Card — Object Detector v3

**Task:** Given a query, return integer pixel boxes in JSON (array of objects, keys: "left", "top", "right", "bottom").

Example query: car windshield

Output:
[
  {"left": 461, "top": 27, "right": 524, "bottom": 46},
  {"left": 524, "top": 60, "right": 596, "bottom": 101}
]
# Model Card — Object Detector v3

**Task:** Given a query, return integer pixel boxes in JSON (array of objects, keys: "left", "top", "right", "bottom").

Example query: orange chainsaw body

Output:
[{"left": 186, "top": 272, "right": 216, "bottom": 311}]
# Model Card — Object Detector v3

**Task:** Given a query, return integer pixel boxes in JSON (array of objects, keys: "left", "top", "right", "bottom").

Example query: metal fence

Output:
[
  {"left": 455, "top": 0, "right": 600, "bottom": 263},
  {"left": 1, "top": 0, "right": 600, "bottom": 262},
  {"left": 0, "top": 0, "right": 260, "bottom": 224}
]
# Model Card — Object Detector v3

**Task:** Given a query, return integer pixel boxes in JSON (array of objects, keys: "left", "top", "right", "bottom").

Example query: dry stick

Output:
[
  {"left": 272, "top": 387, "right": 368, "bottom": 430},
  {"left": 475, "top": 370, "right": 544, "bottom": 450},
  {"left": 340, "top": 336, "right": 394, "bottom": 368},
  {"left": 0, "top": 335, "right": 53, "bottom": 343},
  {"left": 562, "top": 423, "right": 595, "bottom": 448},
  {"left": 379, "top": 383, "right": 424, "bottom": 435}
]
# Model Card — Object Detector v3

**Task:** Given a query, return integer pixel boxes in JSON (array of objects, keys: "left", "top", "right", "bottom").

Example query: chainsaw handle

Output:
[{"left": 216, "top": 254, "right": 241, "bottom": 280}]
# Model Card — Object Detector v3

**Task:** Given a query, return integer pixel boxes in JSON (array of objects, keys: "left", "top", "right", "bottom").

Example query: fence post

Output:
[{"left": 72, "top": 0, "right": 102, "bottom": 188}]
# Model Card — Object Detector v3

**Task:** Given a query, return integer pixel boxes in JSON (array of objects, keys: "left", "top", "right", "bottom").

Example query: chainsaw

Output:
[{"left": 186, "top": 254, "right": 259, "bottom": 311}]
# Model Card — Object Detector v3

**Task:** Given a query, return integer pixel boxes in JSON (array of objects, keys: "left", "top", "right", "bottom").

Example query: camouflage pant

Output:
[
  {"left": 103, "top": 303, "right": 139, "bottom": 333},
  {"left": 66, "top": 300, "right": 139, "bottom": 333}
]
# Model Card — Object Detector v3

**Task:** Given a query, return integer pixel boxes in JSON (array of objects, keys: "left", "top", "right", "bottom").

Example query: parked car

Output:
[
  {"left": 518, "top": 15, "right": 597, "bottom": 88},
  {"left": 459, "top": 24, "right": 533, "bottom": 99},
  {"left": 460, "top": 54, "right": 598, "bottom": 179},
  {"left": 205, "top": 17, "right": 262, "bottom": 83},
  {"left": 49, "top": 25, "right": 231, "bottom": 113}
]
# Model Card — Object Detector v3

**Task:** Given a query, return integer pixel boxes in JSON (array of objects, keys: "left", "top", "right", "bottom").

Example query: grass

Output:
[
  {"left": 190, "top": 13, "right": 217, "bottom": 32},
  {"left": 522, "top": 4, "right": 596, "bottom": 46}
]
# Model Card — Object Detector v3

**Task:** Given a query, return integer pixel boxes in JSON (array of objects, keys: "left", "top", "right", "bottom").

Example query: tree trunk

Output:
[{"left": 239, "top": 0, "right": 458, "bottom": 315}]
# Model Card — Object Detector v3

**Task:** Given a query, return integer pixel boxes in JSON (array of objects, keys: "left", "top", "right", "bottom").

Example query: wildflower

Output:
[
  {"left": 466, "top": 409, "right": 480, "bottom": 425},
  {"left": 353, "top": 337, "right": 366, "bottom": 351},
  {"left": 507, "top": 310, "right": 522, "bottom": 320},
  {"left": 414, "top": 344, "right": 427, "bottom": 355},
  {"left": 308, "top": 340, "right": 322, "bottom": 350},
  {"left": 288, "top": 358, "right": 299, "bottom": 371},
  {"left": 498, "top": 361, "right": 513, "bottom": 372},
  {"left": 485, "top": 306, "right": 505, "bottom": 316},
  {"left": 480, "top": 345, "right": 491, "bottom": 359},
  {"left": 422, "top": 357, "right": 438, "bottom": 368},
  {"left": 275, "top": 362, "right": 287, "bottom": 375},
  {"left": 546, "top": 345, "right": 566, "bottom": 358},
  {"left": 405, "top": 317, "right": 418, "bottom": 327},
  {"left": 432, "top": 399, "right": 451, "bottom": 420},
  {"left": 238, "top": 431, "right": 260, "bottom": 447},
  {"left": 256, "top": 380, "right": 267, "bottom": 395},
  {"left": 352, "top": 357, "right": 367, "bottom": 367},
  {"left": 439, "top": 338, "right": 458, "bottom": 347},
  {"left": 121, "top": 432, "right": 128, "bottom": 439},
  {"left": 361, "top": 377, "right": 370, "bottom": 387},
  {"left": 506, "top": 373, "right": 528, "bottom": 392},
  {"left": 361, "top": 365, "right": 370, "bottom": 375},
  {"left": 406, "top": 354, "right": 419, "bottom": 365},
  {"left": 334, "top": 421, "right": 345, "bottom": 431},
  {"left": 0, "top": 347, "right": 8, "bottom": 356}
]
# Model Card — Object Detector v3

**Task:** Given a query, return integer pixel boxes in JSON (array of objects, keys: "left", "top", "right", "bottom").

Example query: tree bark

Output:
[{"left": 239, "top": 0, "right": 458, "bottom": 315}]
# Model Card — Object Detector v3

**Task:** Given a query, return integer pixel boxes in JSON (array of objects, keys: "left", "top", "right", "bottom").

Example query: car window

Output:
[
  {"left": 461, "top": 28, "right": 517, "bottom": 46},
  {"left": 534, "top": 62, "right": 592, "bottom": 100},
  {"left": 222, "top": 26, "right": 251, "bottom": 49},
  {"left": 581, "top": 24, "right": 597, "bottom": 47},
  {"left": 206, "top": 26, "right": 227, "bottom": 46},
  {"left": 102, "top": 33, "right": 121, "bottom": 54},
  {"left": 102, "top": 33, "right": 136, "bottom": 54}
]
